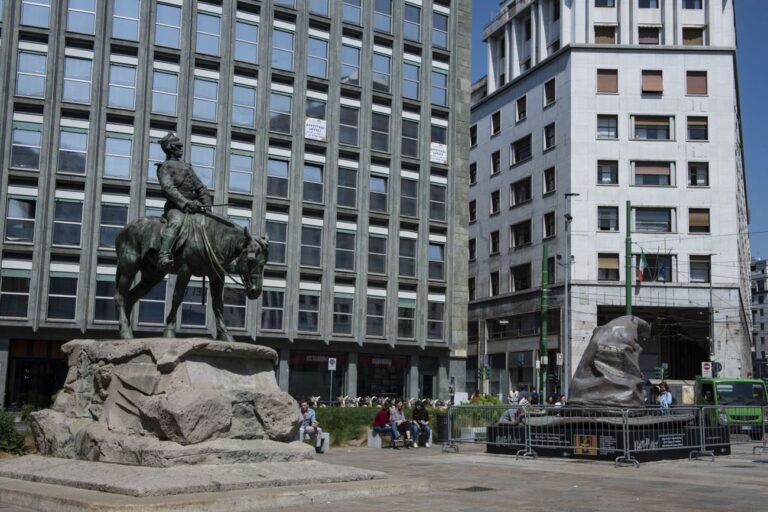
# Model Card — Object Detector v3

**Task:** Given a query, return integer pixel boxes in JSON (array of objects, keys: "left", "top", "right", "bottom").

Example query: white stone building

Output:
[{"left": 468, "top": 0, "right": 752, "bottom": 397}]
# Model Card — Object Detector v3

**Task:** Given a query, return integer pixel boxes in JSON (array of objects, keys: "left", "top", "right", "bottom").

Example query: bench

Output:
[{"left": 367, "top": 429, "right": 433, "bottom": 448}]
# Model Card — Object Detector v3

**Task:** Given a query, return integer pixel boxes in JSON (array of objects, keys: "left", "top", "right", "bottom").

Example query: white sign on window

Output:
[
  {"left": 430, "top": 142, "right": 448, "bottom": 164},
  {"left": 305, "top": 117, "right": 327, "bottom": 141}
]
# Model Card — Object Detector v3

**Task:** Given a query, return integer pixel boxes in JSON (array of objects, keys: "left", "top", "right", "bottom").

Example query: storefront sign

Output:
[{"left": 358, "top": 354, "right": 409, "bottom": 369}]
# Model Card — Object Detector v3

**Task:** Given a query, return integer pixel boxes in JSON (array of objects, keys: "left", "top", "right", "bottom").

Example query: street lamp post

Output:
[{"left": 563, "top": 193, "right": 580, "bottom": 397}]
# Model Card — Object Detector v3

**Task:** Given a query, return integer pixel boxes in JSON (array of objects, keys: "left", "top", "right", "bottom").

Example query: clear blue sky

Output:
[{"left": 470, "top": 0, "right": 768, "bottom": 260}]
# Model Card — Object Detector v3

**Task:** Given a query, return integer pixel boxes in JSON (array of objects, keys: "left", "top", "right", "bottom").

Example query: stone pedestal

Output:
[{"left": 30, "top": 338, "right": 310, "bottom": 467}]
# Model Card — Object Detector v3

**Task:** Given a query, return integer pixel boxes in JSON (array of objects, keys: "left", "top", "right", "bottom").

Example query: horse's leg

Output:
[
  {"left": 125, "top": 270, "right": 164, "bottom": 316},
  {"left": 114, "top": 266, "right": 137, "bottom": 339},
  {"left": 164, "top": 266, "right": 190, "bottom": 338},
  {"left": 209, "top": 276, "right": 234, "bottom": 342}
]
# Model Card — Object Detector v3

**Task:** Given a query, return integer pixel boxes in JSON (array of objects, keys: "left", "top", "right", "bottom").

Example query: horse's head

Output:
[{"left": 238, "top": 228, "right": 269, "bottom": 300}]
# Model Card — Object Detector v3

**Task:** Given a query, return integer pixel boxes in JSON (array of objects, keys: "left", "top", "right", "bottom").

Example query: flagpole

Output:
[{"left": 625, "top": 200, "right": 632, "bottom": 316}]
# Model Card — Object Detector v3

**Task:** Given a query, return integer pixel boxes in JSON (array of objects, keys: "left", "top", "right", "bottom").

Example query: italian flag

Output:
[{"left": 637, "top": 252, "right": 648, "bottom": 282}]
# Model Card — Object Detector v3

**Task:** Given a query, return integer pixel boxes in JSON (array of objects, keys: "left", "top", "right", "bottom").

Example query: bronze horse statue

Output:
[{"left": 114, "top": 212, "right": 268, "bottom": 341}]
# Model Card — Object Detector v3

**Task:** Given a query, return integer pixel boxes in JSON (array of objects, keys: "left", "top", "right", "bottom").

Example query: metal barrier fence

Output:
[{"left": 441, "top": 404, "right": 767, "bottom": 466}]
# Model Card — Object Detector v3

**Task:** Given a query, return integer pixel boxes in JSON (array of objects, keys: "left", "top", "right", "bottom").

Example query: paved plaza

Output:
[{"left": 1, "top": 442, "right": 767, "bottom": 511}]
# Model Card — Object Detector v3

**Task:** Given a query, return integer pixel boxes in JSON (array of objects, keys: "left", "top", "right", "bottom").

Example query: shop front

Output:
[
  {"left": 357, "top": 354, "right": 409, "bottom": 398},
  {"left": 288, "top": 351, "right": 347, "bottom": 401}
]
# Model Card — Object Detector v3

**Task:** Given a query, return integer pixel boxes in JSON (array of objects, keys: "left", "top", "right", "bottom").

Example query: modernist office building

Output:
[
  {"left": 751, "top": 259, "right": 767, "bottom": 378},
  {"left": 468, "top": 0, "right": 752, "bottom": 397},
  {"left": 0, "top": 0, "right": 471, "bottom": 407}
]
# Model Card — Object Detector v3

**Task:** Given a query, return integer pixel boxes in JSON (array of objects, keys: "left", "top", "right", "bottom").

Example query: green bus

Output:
[{"left": 695, "top": 377, "right": 767, "bottom": 440}]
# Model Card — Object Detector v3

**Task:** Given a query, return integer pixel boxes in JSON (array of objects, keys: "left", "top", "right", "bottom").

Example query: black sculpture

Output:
[{"left": 114, "top": 132, "right": 268, "bottom": 341}]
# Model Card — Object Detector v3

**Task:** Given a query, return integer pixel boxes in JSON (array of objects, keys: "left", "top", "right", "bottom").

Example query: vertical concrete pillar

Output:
[
  {"left": 278, "top": 347, "right": 290, "bottom": 392},
  {"left": 449, "top": 357, "right": 467, "bottom": 401},
  {"left": 408, "top": 353, "right": 420, "bottom": 398},
  {"left": 437, "top": 355, "right": 450, "bottom": 400},
  {"left": 346, "top": 352, "right": 358, "bottom": 398},
  {"left": 0, "top": 339, "right": 9, "bottom": 409}
]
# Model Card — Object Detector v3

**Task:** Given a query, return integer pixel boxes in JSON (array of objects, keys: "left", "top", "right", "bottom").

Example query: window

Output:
[
  {"left": 375, "top": 0, "right": 392, "bottom": 32},
  {"left": 0, "top": 268, "right": 31, "bottom": 318},
  {"left": 108, "top": 63, "right": 136, "bottom": 109},
  {"left": 100, "top": 203, "right": 128, "bottom": 248},
  {"left": 16, "top": 51, "right": 47, "bottom": 98},
  {"left": 641, "top": 70, "right": 663, "bottom": 94},
  {"left": 180, "top": 282, "right": 206, "bottom": 327},
  {"left": 274, "top": 0, "right": 295, "bottom": 6},
  {"left": 11, "top": 121, "right": 42, "bottom": 170},
  {"left": 58, "top": 127, "right": 88, "bottom": 175},
  {"left": 544, "top": 79, "right": 556, "bottom": 106},
  {"left": 511, "top": 135, "right": 532, "bottom": 164},
  {"left": 597, "top": 69, "right": 618, "bottom": 93},
  {"left": 234, "top": 20, "right": 258, "bottom": 64},
  {"left": 261, "top": 289, "right": 285, "bottom": 330},
  {"left": 272, "top": 29, "right": 295, "bottom": 71},
  {"left": 516, "top": 96, "right": 527, "bottom": 121},
  {"left": 512, "top": 220, "right": 532, "bottom": 248},
  {"left": 683, "top": 27, "right": 704, "bottom": 46},
  {"left": 403, "top": 61, "right": 420, "bottom": 99},
  {"left": 470, "top": 163, "right": 477, "bottom": 184},
  {"left": 594, "top": 25, "right": 617, "bottom": 44},
  {"left": 402, "top": 119, "right": 419, "bottom": 158},
  {"left": 367, "top": 296, "right": 386, "bottom": 336},
  {"left": 221, "top": 285, "right": 246, "bottom": 329},
  {"left": 595, "top": 0, "right": 615, "bottom": 7},
  {"left": 95, "top": 274, "right": 117, "bottom": 322},
  {"left": 427, "top": 243, "right": 445, "bottom": 280},
  {"left": 371, "top": 112, "right": 390, "bottom": 152},
  {"left": 404, "top": 4, "right": 421, "bottom": 41},
  {"left": 265, "top": 219, "right": 287, "bottom": 263},
  {"left": 152, "top": 69, "right": 178, "bottom": 115},
  {"left": 432, "top": 70, "right": 448, "bottom": 106},
  {"left": 690, "top": 256, "right": 711, "bottom": 283},
  {"left": 269, "top": 92, "right": 292, "bottom": 133},
  {"left": 63, "top": 57, "right": 92, "bottom": 104},
  {"left": 48, "top": 273, "right": 78, "bottom": 320},
  {"left": 401, "top": 178, "right": 418, "bottom": 217},
  {"left": 343, "top": 0, "right": 362, "bottom": 24},
  {"left": 543, "top": 167, "right": 556, "bottom": 194},
  {"left": 633, "top": 161, "right": 671, "bottom": 186},
  {"left": 229, "top": 151, "right": 253, "bottom": 194},
  {"left": 433, "top": 12, "right": 449, "bottom": 48},
  {"left": 469, "top": 238, "right": 476, "bottom": 260},
  {"left": 635, "top": 208, "right": 672, "bottom": 233},
  {"left": 470, "top": 125, "right": 478, "bottom": 147},
  {"left": 686, "top": 71, "right": 707, "bottom": 95},
  {"left": 370, "top": 176, "right": 388, "bottom": 212},
  {"left": 232, "top": 83, "right": 256, "bottom": 127},
  {"left": 339, "top": 106, "right": 359, "bottom": 146},
  {"left": 687, "top": 117, "right": 708, "bottom": 141},
  {"left": 5, "top": 197, "right": 35, "bottom": 243},
  {"left": 431, "top": 124, "right": 447, "bottom": 163},
  {"left": 547, "top": 39, "right": 561, "bottom": 55},
  {"left": 490, "top": 271, "right": 500, "bottom": 296},
  {"left": 469, "top": 200, "right": 476, "bottom": 222},
  {"left": 598, "top": 206, "right": 619, "bottom": 232},
  {"left": 544, "top": 123, "right": 556, "bottom": 149},
  {"left": 520, "top": 59, "right": 531, "bottom": 72},
  {"left": 683, "top": 0, "right": 703, "bottom": 9},
  {"left": 104, "top": 132, "right": 132, "bottom": 179},
  {"left": 524, "top": 18, "right": 531, "bottom": 40},
  {"left": 196, "top": 11, "right": 220, "bottom": 55},
  {"left": 368, "top": 234, "right": 387, "bottom": 274},
  {"left": 53, "top": 199, "right": 83, "bottom": 246},
  {"left": 267, "top": 158, "right": 289, "bottom": 198},
  {"left": 511, "top": 263, "right": 532, "bottom": 292},
  {"left": 112, "top": 0, "right": 140, "bottom": 40},
  {"left": 303, "top": 164, "right": 323, "bottom": 202},
  {"left": 398, "top": 296, "right": 416, "bottom": 339},
  {"left": 155, "top": 3, "right": 181, "bottom": 48},
  {"left": 637, "top": 253, "right": 673, "bottom": 282},
  {"left": 596, "top": 115, "right": 618, "bottom": 139},
  {"left": 430, "top": 184, "right": 447, "bottom": 221},
  {"left": 639, "top": 0, "right": 659, "bottom": 8},
  {"left": 485, "top": 151, "right": 499, "bottom": 176},
  {"left": 373, "top": 52, "right": 391, "bottom": 92},
  {"left": 190, "top": 143, "right": 215, "bottom": 188},
  {"left": 428, "top": 300, "right": 444, "bottom": 340},
  {"left": 399, "top": 237, "right": 416, "bottom": 277},
  {"left": 147, "top": 137, "right": 164, "bottom": 182},
  {"left": 307, "top": 37, "right": 328, "bottom": 78},
  {"left": 689, "top": 208, "right": 710, "bottom": 234},
  {"left": 638, "top": 26, "right": 660, "bottom": 45},
  {"left": 336, "top": 230, "right": 356, "bottom": 270},
  {"left": 333, "top": 293, "right": 354, "bottom": 334},
  {"left": 510, "top": 177, "right": 532, "bottom": 206},
  {"left": 301, "top": 226, "right": 322, "bottom": 267},
  {"left": 338, "top": 167, "right": 357, "bottom": 207},
  {"left": 543, "top": 212, "right": 555, "bottom": 239},
  {"left": 341, "top": 44, "right": 361, "bottom": 86},
  {"left": 688, "top": 162, "right": 709, "bottom": 187},
  {"left": 633, "top": 116, "right": 671, "bottom": 140},
  {"left": 490, "top": 190, "right": 501, "bottom": 214},
  {"left": 598, "top": 254, "right": 620, "bottom": 281},
  {"left": 21, "top": 0, "right": 50, "bottom": 27},
  {"left": 491, "top": 111, "right": 501, "bottom": 135},
  {"left": 305, "top": 98, "right": 326, "bottom": 141},
  {"left": 598, "top": 160, "right": 619, "bottom": 185},
  {"left": 298, "top": 290, "right": 320, "bottom": 332},
  {"left": 192, "top": 78, "right": 218, "bottom": 121},
  {"left": 490, "top": 231, "right": 500, "bottom": 254}
]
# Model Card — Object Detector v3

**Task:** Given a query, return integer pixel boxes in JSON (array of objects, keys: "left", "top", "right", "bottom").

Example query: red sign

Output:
[
  {"left": 358, "top": 354, "right": 409, "bottom": 369},
  {"left": 290, "top": 351, "right": 347, "bottom": 366}
]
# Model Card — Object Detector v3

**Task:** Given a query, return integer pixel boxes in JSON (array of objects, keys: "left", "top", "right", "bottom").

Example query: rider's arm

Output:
[{"left": 157, "top": 164, "right": 190, "bottom": 211}]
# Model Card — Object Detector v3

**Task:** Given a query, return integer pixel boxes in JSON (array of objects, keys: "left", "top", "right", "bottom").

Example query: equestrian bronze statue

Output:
[{"left": 114, "top": 132, "right": 268, "bottom": 341}]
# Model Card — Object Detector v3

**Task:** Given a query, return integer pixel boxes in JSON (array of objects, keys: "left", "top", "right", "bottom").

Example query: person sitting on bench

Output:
[
  {"left": 372, "top": 400, "right": 400, "bottom": 449},
  {"left": 299, "top": 399, "right": 324, "bottom": 453}
]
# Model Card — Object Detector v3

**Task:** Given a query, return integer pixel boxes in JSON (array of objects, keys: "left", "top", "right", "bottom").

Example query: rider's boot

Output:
[{"left": 157, "top": 225, "right": 178, "bottom": 272}]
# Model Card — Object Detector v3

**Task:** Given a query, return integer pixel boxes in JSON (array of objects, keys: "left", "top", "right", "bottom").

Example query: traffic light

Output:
[
  {"left": 485, "top": 367, "right": 491, "bottom": 379},
  {"left": 654, "top": 366, "right": 663, "bottom": 380}
]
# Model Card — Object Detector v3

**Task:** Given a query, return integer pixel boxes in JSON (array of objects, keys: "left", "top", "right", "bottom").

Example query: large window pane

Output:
[
  {"left": 196, "top": 12, "right": 221, "bottom": 55},
  {"left": 63, "top": 57, "right": 92, "bottom": 103},
  {"left": 267, "top": 159, "right": 289, "bottom": 198},
  {"left": 152, "top": 70, "right": 178, "bottom": 115},
  {"left": 190, "top": 144, "right": 215, "bottom": 188},
  {"left": 5, "top": 198, "right": 36, "bottom": 243},
  {"left": 272, "top": 29, "right": 295, "bottom": 71},
  {"left": 11, "top": 123, "right": 42, "bottom": 170},
  {"left": 16, "top": 51, "right": 47, "bottom": 98},
  {"left": 234, "top": 21, "right": 258, "bottom": 63},
  {"left": 404, "top": 4, "right": 421, "bottom": 41},
  {"left": 112, "top": 0, "right": 140, "bottom": 40},
  {"left": 341, "top": 45, "right": 361, "bottom": 86},
  {"left": 155, "top": 3, "right": 181, "bottom": 48},
  {"left": 229, "top": 152, "right": 254, "bottom": 193},
  {"left": 269, "top": 92, "right": 292, "bottom": 133},
  {"left": 104, "top": 133, "right": 133, "bottom": 178},
  {"left": 307, "top": 37, "right": 328, "bottom": 78},
  {"left": 58, "top": 129, "right": 88, "bottom": 175},
  {"left": 193, "top": 78, "right": 218, "bottom": 121},
  {"left": 108, "top": 64, "right": 136, "bottom": 109},
  {"left": 21, "top": 0, "right": 50, "bottom": 28},
  {"left": 53, "top": 200, "right": 83, "bottom": 246}
]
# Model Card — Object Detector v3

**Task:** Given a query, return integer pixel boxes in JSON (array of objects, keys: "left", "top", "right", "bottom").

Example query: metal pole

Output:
[
  {"left": 329, "top": 369, "right": 334, "bottom": 404},
  {"left": 540, "top": 244, "right": 549, "bottom": 400},
  {"left": 625, "top": 200, "right": 632, "bottom": 316},
  {"left": 563, "top": 219, "right": 570, "bottom": 396}
]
